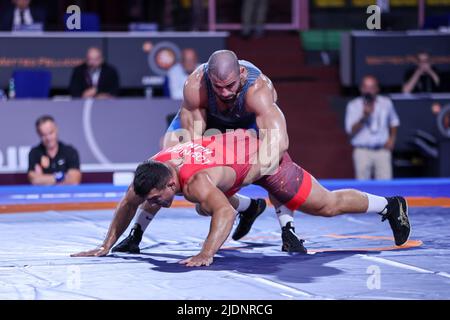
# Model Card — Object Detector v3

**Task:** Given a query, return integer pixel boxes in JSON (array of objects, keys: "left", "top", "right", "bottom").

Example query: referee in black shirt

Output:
[{"left": 28, "top": 115, "right": 82, "bottom": 185}]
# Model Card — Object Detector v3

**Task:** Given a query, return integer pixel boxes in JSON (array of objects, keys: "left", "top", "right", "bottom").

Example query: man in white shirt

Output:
[
  {"left": 166, "top": 48, "right": 199, "bottom": 100},
  {"left": 0, "top": 0, "right": 46, "bottom": 31},
  {"left": 345, "top": 75, "right": 400, "bottom": 180}
]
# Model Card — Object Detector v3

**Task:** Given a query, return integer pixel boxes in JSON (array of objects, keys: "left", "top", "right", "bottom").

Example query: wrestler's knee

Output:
[
  {"left": 315, "top": 191, "right": 341, "bottom": 217},
  {"left": 268, "top": 193, "right": 282, "bottom": 207}
]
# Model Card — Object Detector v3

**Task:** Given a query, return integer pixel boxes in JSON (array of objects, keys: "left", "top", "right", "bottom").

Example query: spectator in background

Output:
[
  {"left": 345, "top": 75, "right": 400, "bottom": 180},
  {"left": 403, "top": 51, "right": 441, "bottom": 94},
  {"left": 167, "top": 48, "right": 199, "bottom": 99},
  {"left": 0, "top": 0, "right": 46, "bottom": 31},
  {"left": 28, "top": 115, "right": 81, "bottom": 186},
  {"left": 69, "top": 47, "right": 120, "bottom": 99},
  {"left": 241, "top": 0, "right": 269, "bottom": 39}
]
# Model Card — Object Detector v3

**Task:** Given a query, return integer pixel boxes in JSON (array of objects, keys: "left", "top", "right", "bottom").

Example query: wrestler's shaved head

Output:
[{"left": 207, "top": 50, "right": 240, "bottom": 81}]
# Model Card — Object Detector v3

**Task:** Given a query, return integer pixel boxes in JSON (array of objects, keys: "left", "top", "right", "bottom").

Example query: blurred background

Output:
[{"left": 0, "top": 0, "right": 450, "bottom": 186}]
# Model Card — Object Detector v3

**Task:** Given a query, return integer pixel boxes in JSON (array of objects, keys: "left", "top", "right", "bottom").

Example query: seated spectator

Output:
[
  {"left": 0, "top": 0, "right": 46, "bottom": 31},
  {"left": 69, "top": 47, "right": 120, "bottom": 99},
  {"left": 28, "top": 115, "right": 81, "bottom": 186},
  {"left": 345, "top": 75, "right": 400, "bottom": 180},
  {"left": 403, "top": 51, "right": 442, "bottom": 94},
  {"left": 167, "top": 48, "right": 199, "bottom": 99}
]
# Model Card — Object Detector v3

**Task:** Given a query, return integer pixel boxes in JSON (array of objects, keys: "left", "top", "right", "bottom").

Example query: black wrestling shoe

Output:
[
  {"left": 281, "top": 222, "right": 308, "bottom": 254},
  {"left": 111, "top": 224, "right": 143, "bottom": 254},
  {"left": 379, "top": 196, "right": 411, "bottom": 246},
  {"left": 232, "top": 198, "right": 267, "bottom": 241}
]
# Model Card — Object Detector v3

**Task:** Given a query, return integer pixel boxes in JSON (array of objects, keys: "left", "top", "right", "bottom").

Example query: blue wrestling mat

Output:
[{"left": 0, "top": 179, "right": 449, "bottom": 299}]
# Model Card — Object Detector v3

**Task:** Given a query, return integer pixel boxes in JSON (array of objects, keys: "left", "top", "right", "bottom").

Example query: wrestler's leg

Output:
[
  {"left": 229, "top": 194, "right": 251, "bottom": 211},
  {"left": 299, "top": 175, "right": 385, "bottom": 217},
  {"left": 231, "top": 153, "right": 303, "bottom": 250},
  {"left": 266, "top": 193, "right": 306, "bottom": 252},
  {"left": 269, "top": 194, "right": 295, "bottom": 229},
  {"left": 296, "top": 173, "right": 411, "bottom": 246},
  {"left": 259, "top": 153, "right": 411, "bottom": 247}
]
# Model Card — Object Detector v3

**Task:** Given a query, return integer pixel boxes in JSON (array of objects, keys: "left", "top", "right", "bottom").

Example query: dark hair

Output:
[
  {"left": 133, "top": 160, "right": 172, "bottom": 198},
  {"left": 35, "top": 115, "right": 55, "bottom": 131}
]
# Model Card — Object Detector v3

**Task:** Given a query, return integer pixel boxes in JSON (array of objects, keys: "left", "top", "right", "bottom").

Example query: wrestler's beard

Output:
[
  {"left": 217, "top": 81, "right": 242, "bottom": 103},
  {"left": 159, "top": 199, "right": 172, "bottom": 207},
  {"left": 218, "top": 94, "right": 236, "bottom": 103},
  {"left": 155, "top": 198, "right": 173, "bottom": 208}
]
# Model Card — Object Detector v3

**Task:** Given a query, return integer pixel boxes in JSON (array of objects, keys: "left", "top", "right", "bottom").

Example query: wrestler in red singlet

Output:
[
  {"left": 152, "top": 131, "right": 256, "bottom": 197},
  {"left": 152, "top": 131, "right": 313, "bottom": 210}
]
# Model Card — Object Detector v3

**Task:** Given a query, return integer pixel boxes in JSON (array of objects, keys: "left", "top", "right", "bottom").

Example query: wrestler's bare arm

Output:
[
  {"left": 163, "top": 67, "right": 207, "bottom": 148},
  {"left": 246, "top": 77, "right": 289, "bottom": 176},
  {"left": 180, "top": 171, "right": 236, "bottom": 267},
  {"left": 71, "top": 186, "right": 160, "bottom": 257}
]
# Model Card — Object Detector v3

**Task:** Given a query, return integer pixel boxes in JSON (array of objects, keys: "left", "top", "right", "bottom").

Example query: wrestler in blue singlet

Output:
[{"left": 166, "top": 60, "right": 262, "bottom": 134}]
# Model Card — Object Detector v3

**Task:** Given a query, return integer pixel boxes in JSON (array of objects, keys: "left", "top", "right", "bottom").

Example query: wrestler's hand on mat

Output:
[
  {"left": 71, "top": 246, "right": 110, "bottom": 257},
  {"left": 179, "top": 253, "right": 213, "bottom": 267}
]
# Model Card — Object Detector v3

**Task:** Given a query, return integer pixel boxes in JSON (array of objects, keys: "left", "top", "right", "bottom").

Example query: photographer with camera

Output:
[{"left": 345, "top": 75, "right": 400, "bottom": 180}]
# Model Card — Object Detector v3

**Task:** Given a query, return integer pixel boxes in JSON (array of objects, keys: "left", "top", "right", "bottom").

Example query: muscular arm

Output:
[
  {"left": 246, "top": 81, "right": 289, "bottom": 175},
  {"left": 384, "top": 126, "right": 398, "bottom": 151},
  {"left": 180, "top": 172, "right": 236, "bottom": 267},
  {"left": 28, "top": 168, "right": 81, "bottom": 186},
  {"left": 28, "top": 171, "right": 56, "bottom": 185},
  {"left": 350, "top": 112, "right": 371, "bottom": 138},
  {"left": 71, "top": 185, "right": 160, "bottom": 257},
  {"left": 101, "top": 186, "right": 151, "bottom": 250},
  {"left": 350, "top": 120, "right": 365, "bottom": 137},
  {"left": 61, "top": 169, "right": 82, "bottom": 185},
  {"left": 425, "top": 68, "right": 440, "bottom": 87},
  {"left": 163, "top": 69, "right": 207, "bottom": 148},
  {"left": 179, "top": 101, "right": 206, "bottom": 141},
  {"left": 403, "top": 68, "right": 424, "bottom": 94}
]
